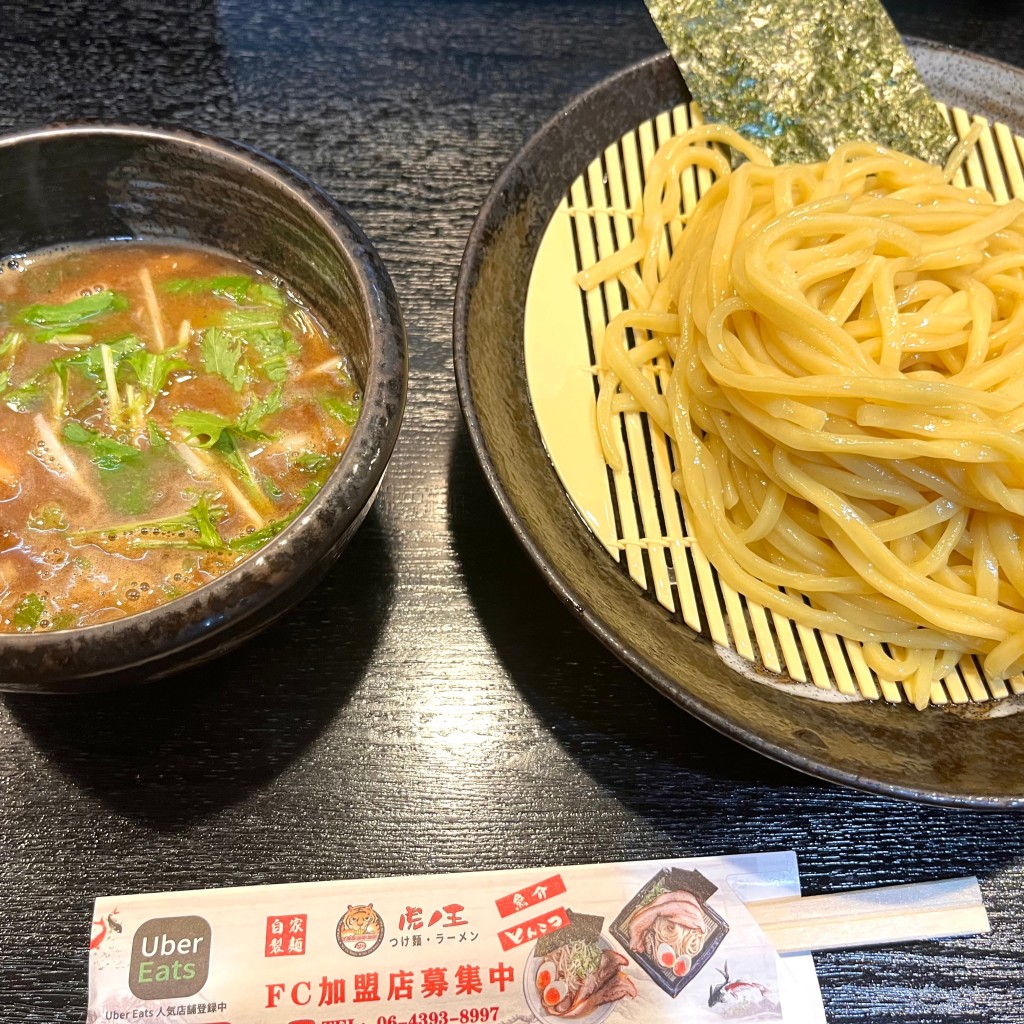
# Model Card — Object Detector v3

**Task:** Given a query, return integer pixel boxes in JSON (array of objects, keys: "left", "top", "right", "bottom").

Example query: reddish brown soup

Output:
[{"left": 0, "top": 242, "right": 360, "bottom": 631}]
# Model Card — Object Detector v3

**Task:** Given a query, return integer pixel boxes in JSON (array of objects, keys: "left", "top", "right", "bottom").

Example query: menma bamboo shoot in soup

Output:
[{"left": 0, "top": 242, "right": 361, "bottom": 632}]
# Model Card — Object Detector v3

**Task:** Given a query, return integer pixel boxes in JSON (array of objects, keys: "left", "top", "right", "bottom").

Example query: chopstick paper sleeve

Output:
[{"left": 746, "top": 876, "right": 990, "bottom": 954}]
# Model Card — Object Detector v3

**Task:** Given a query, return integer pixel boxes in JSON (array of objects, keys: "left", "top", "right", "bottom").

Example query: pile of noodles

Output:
[{"left": 579, "top": 122, "right": 1024, "bottom": 708}]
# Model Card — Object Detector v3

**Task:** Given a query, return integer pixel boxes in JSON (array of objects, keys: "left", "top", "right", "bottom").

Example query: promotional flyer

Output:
[{"left": 87, "top": 853, "right": 826, "bottom": 1024}]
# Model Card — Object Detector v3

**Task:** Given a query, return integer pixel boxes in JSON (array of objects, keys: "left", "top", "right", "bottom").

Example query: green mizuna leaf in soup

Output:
[
  {"left": 213, "top": 430, "right": 260, "bottom": 490},
  {"left": 222, "top": 307, "right": 281, "bottom": 331},
  {"left": 17, "top": 290, "right": 128, "bottom": 334},
  {"left": 173, "top": 409, "right": 233, "bottom": 448},
  {"left": 174, "top": 387, "right": 282, "bottom": 498},
  {"left": 248, "top": 282, "right": 285, "bottom": 308},
  {"left": 294, "top": 451, "right": 332, "bottom": 473},
  {"left": 0, "top": 331, "right": 24, "bottom": 363},
  {"left": 201, "top": 327, "right": 246, "bottom": 389},
  {"left": 219, "top": 384, "right": 285, "bottom": 491},
  {"left": 56, "top": 335, "right": 143, "bottom": 384},
  {"left": 201, "top": 327, "right": 247, "bottom": 392},
  {"left": 173, "top": 403, "right": 273, "bottom": 449},
  {"left": 103, "top": 459, "right": 155, "bottom": 517},
  {"left": 63, "top": 421, "right": 171, "bottom": 516},
  {"left": 185, "top": 495, "right": 228, "bottom": 549},
  {"left": 211, "top": 295, "right": 298, "bottom": 382},
  {"left": 298, "top": 479, "right": 323, "bottom": 504},
  {"left": 165, "top": 275, "right": 253, "bottom": 303},
  {"left": 321, "top": 394, "right": 360, "bottom": 426},
  {"left": 235, "top": 383, "right": 283, "bottom": 436},
  {"left": 62, "top": 421, "right": 141, "bottom": 471},
  {"left": 164, "top": 275, "right": 285, "bottom": 308},
  {"left": 229, "top": 517, "right": 289, "bottom": 553},
  {"left": 126, "top": 348, "right": 189, "bottom": 397},
  {"left": 12, "top": 593, "right": 45, "bottom": 631},
  {"left": 75, "top": 494, "right": 228, "bottom": 551},
  {"left": 147, "top": 420, "right": 169, "bottom": 448},
  {"left": 3, "top": 374, "right": 47, "bottom": 412},
  {"left": 247, "top": 328, "right": 300, "bottom": 382}
]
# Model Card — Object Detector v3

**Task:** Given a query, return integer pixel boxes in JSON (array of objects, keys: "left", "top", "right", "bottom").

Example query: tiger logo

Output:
[{"left": 336, "top": 903, "right": 384, "bottom": 956}]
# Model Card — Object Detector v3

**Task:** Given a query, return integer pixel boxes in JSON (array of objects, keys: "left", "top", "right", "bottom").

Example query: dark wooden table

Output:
[{"left": 1, "top": 1, "right": 1022, "bottom": 1020}]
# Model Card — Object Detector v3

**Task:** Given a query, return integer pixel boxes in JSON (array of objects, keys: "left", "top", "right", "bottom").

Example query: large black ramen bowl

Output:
[
  {"left": 0, "top": 124, "right": 407, "bottom": 692},
  {"left": 454, "top": 44, "right": 1024, "bottom": 807}
]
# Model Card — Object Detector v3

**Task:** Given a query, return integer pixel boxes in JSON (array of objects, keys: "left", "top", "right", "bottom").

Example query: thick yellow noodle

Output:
[{"left": 579, "top": 122, "right": 1024, "bottom": 709}]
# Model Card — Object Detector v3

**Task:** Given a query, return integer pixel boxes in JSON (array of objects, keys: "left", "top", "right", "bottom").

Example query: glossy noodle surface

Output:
[
  {"left": 0, "top": 242, "right": 360, "bottom": 631},
  {"left": 576, "top": 122, "right": 1024, "bottom": 708}
]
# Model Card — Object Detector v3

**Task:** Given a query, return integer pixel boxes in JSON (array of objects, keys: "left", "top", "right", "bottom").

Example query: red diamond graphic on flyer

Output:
[{"left": 87, "top": 852, "right": 826, "bottom": 1023}]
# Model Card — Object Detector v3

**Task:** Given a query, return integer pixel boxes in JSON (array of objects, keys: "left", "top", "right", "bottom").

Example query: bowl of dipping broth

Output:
[{"left": 0, "top": 124, "right": 407, "bottom": 692}]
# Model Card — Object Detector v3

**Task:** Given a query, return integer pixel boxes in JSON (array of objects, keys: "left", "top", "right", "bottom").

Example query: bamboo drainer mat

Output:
[{"left": 524, "top": 101, "right": 1024, "bottom": 707}]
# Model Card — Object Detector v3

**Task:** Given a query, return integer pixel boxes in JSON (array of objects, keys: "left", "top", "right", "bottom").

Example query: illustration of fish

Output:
[
  {"left": 89, "top": 908, "right": 121, "bottom": 950},
  {"left": 708, "top": 963, "right": 769, "bottom": 1008}
]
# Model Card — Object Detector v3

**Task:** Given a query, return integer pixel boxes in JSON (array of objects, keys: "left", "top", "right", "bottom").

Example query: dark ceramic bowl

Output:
[
  {"left": 0, "top": 124, "right": 407, "bottom": 692},
  {"left": 454, "top": 44, "right": 1024, "bottom": 807}
]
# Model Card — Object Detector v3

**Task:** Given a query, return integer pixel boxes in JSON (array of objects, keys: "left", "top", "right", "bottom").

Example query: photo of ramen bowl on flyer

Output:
[
  {"left": 524, "top": 909, "right": 636, "bottom": 1022},
  {"left": 610, "top": 868, "right": 729, "bottom": 997}
]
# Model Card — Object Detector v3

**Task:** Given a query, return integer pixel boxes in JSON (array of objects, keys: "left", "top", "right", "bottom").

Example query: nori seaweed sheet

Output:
[
  {"left": 664, "top": 867, "right": 718, "bottom": 903},
  {"left": 535, "top": 908, "right": 604, "bottom": 957},
  {"left": 644, "top": 0, "right": 955, "bottom": 164}
]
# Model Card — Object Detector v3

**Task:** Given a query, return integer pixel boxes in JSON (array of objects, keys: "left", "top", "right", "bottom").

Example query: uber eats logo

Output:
[{"left": 129, "top": 916, "right": 211, "bottom": 999}]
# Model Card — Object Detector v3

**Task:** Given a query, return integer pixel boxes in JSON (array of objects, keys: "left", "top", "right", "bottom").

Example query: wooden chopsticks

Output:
[{"left": 746, "top": 877, "right": 989, "bottom": 954}]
